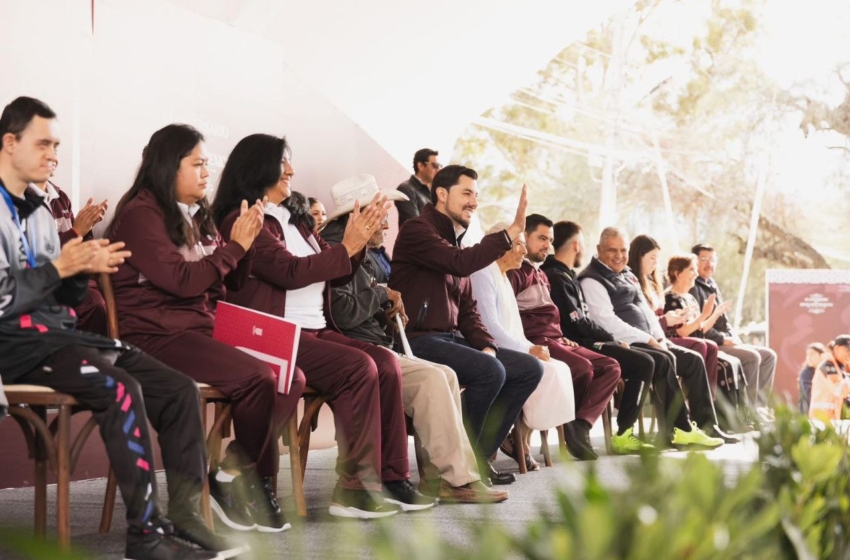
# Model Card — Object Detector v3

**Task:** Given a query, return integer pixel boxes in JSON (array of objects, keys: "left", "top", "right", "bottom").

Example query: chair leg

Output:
[
  {"left": 413, "top": 430, "right": 427, "bottom": 481},
  {"left": 56, "top": 404, "right": 72, "bottom": 551},
  {"left": 33, "top": 407, "right": 47, "bottom": 540},
  {"left": 99, "top": 467, "right": 118, "bottom": 533},
  {"left": 603, "top": 399, "right": 614, "bottom": 455},
  {"left": 540, "top": 430, "right": 553, "bottom": 467},
  {"left": 287, "top": 413, "right": 307, "bottom": 517},
  {"left": 299, "top": 429, "right": 312, "bottom": 480},
  {"left": 512, "top": 423, "right": 527, "bottom": 474},
  {"left": 556, "top": 424, "right": 568, "bottom": 460}
]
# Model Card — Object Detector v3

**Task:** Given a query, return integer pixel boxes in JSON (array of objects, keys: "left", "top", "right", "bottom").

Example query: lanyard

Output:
[{"left": 0, "top": 184, "right": 38, "bottom": 268}]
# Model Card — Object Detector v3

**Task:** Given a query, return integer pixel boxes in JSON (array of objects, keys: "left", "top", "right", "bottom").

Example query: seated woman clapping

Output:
[{"left": 109, "top": 124, "right": 304, "bottom": 534}]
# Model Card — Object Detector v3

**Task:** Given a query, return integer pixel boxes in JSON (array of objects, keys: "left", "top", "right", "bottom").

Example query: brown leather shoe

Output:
[
  {"left": 438, "top": 480, "right": 509, "bottom": 504},
  {"left": 418, "top": 478, "right": 441, "bottom": 498}
]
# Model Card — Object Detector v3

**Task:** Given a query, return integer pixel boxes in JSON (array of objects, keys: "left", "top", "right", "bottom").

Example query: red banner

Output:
[{"left": 767, "top": 270, "right": 850, "bottom": 404}]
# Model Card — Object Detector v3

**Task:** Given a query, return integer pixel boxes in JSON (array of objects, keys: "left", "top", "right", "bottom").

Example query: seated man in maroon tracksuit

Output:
[{"left": 506, "top": 214, "right": 621, "bottom": 460}]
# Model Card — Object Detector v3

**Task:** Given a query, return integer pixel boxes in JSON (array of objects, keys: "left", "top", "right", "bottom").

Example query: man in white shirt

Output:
[{"left": 579, "top": 227, "right": 723, "bottom": 448}]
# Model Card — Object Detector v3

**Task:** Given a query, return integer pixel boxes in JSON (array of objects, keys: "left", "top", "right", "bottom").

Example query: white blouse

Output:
[{"left": 265, "top": 203, "right": 327, "bottom": 329}]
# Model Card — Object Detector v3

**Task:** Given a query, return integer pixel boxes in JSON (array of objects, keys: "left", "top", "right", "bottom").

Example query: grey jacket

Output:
[
  {"left": 0, "top": 183, "right": 121, "bottom": 383},
  {"left": 321, "top": 219, "right": 393, "bottom": 348}
]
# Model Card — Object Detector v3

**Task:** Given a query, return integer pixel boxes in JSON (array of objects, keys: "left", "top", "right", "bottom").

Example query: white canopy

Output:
[{"left": 161, "top": 0, "right": 633, "bottom": 163}]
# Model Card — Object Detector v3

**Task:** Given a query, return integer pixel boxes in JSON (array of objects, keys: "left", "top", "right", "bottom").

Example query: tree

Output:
[{"left": 452, "top": 0, "right": 849, "bottom": 325}]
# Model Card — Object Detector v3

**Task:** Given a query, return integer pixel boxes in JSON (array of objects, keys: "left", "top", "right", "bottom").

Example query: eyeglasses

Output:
[{"left": 429, "top": 162, "right": 443, "bottom": 170}]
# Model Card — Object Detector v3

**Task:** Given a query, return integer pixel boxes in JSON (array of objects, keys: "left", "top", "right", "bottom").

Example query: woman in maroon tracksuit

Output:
[
  {"left": 212, "top": 133, "right": 434, "bottom": 519},
  {"left": 109, "top": 124, "right": 304, "bottom": 533}
]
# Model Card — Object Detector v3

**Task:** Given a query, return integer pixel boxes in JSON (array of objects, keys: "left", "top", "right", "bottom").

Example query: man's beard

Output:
[
  {"left": 527, "top": 249, "right": 546, "bottom": 264},
  {"left": 574, "top": 250, "right": 584, "bottom": 268},
  {"left": 447, "top": 205, "right": 473, "bottom": 229}
]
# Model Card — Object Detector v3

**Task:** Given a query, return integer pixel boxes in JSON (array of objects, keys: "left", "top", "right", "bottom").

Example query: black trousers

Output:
[
  {"left": 666, "top": 343, "right": 716, "bottom": 429},
  {"left": 630, "top": 343, "right": 716, "bottom": 436},
  {"left": 16, "top": 345, "right": 206, "bottom": 531},
  {"left": 589, "top": 343, "right": 654, "bottom": 435}
]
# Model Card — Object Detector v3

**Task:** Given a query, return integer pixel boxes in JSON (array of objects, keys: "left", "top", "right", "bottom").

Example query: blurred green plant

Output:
[
  {"left": 758, "top": 406, "right": 850, "bottom": 559},
  {"left": 371, "top": 404, "right": 850, "bottom": 559}
]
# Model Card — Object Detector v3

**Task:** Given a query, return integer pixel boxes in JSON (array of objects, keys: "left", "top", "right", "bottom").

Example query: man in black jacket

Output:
[
  {"left": 690, "top": 243, "right": 776, "bottom": 412},
  {"left": 540, "top": 220, "right": 654, "bottom": 453},
  {"left": 395, "top": 148, "right": 440, "bottom": 227}
]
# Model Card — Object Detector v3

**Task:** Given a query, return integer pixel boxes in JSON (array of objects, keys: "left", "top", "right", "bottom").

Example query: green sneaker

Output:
[
  {"left": 611, "top": 428, "right": 656, "bottom": 455},
  {"left": 671, "top": 421, "right": 724, "bottom": 448}
]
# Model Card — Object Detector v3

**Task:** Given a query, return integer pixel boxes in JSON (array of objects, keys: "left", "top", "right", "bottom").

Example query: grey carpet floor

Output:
[{"left": 0, "top": 432, "right": 759, "bottom": 560}]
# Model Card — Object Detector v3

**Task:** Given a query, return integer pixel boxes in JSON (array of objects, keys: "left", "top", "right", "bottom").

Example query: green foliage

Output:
[
  {"left": 758, "top": 406, "right": 850, "bottom": 558},
  {"left": 370, "top": 405, "right": 850, "bottom": 559}
]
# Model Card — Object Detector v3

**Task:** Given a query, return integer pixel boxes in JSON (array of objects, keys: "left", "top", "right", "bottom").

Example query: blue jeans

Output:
[{"left": 408, "top": 333, "right": 543, "bottom": 459}]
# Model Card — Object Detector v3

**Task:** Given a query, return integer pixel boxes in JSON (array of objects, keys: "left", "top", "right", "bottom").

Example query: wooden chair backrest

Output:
[{"left": 97, "top": 273, "right": 121, "bottom": 340}]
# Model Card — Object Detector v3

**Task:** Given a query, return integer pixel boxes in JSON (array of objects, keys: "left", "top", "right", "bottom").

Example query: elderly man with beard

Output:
[{"left": 389, "top": 165, "right": 543, "bottom": 486}]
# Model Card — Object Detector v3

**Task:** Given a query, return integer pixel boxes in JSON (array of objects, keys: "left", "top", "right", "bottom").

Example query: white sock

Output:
[{"left": 216, "top": 469, "right": 237, "bottom": 483}]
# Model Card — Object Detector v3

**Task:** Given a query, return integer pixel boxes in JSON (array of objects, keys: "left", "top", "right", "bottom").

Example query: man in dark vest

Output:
[
  {"left": 579, "top": 227, "right": 723, "bottom": 448},
  {"left": 541, "top": 220, "right": 656, "bottom": 454}
]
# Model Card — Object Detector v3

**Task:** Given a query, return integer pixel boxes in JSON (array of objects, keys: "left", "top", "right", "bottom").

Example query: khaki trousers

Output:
[{"left": 399, "top": 355, "right": 481, "bottom": 487}]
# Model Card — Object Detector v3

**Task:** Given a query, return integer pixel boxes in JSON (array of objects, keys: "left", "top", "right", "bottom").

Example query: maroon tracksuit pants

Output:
[
  {"left": 671, "top": 337, "right": 719, "bottom": 399},
  {"left": 296, "top": 328, "right": 409, "bottom": 492},
  {"left": 530, "top": 337, "right": 621, "bottom": 426},
  {"left": 137, "top": 330, "right": 306, "bottom": 479}
]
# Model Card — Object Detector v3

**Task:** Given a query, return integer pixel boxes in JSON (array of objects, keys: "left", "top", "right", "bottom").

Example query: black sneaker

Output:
[
  {"left": 173, "top": 513, "right": 250, "bottom": 559},
  {"left": 563, "top": 421, "right": 598, "bottom": 461},
  {"left": 328, "top": 485, "right": 401, "bottom": 519},
  {"left": 382, "top": 479, "right": 438, "bottom": 512},
  {"left": 126, "top": 530, "right": 222, "bottom": 560},
  {"left": 246, "top": 477, "right": 291, "bottom": 533},
  {"left": 208, "top": 472, "right": 256, "bottom": 532}
]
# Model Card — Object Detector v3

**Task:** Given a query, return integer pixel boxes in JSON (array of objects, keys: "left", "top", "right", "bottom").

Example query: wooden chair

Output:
[
  {"left": 538, "top": 426, "right": 568, "bottom": 468},
  {"left": 538, "top": 378, "right": 625, "bottom": 461},
  {"left": 601, "top": 380, "right": 625, "bottom": 455},
  {"left": 282, "top": 386, "right": 328, "bottom": 516},
  {"left": 97, "top": 273, "right": 233, "bottom": 531},
  {"left": 3, "top": 385, "right": 103, "bottom": 550}
]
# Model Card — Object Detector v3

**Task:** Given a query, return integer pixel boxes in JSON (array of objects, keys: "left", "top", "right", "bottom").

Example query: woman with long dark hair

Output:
[
  {"left": 213, "top": 133, "right": 436, "bottom": 519},
  {"left": 628, "top": 235, "right": 719, "bottom": 395},
  {"left": 109, "top": 124, "right": 302, "bottom": 535}
]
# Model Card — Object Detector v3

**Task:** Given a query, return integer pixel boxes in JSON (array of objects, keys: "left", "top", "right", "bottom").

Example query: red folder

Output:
[{"left": 213, "top": 301, "right": 301, "bottom": 395}]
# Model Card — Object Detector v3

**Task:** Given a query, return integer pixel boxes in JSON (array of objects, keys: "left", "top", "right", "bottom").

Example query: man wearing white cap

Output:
[{"left": 322, "top": 174, "right": 509, "bottom": 503}]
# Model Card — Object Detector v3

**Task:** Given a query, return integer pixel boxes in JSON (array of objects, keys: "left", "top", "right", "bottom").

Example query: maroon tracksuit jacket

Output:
[
  {"left": 220, "top": 208, "right": 410, "bottom": 489},
  {"left": 507, "top": 261, "right": 620, "bottom": 425},
  {"left": 389, "top": 203, "right": 511, "bottom": 351}
]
